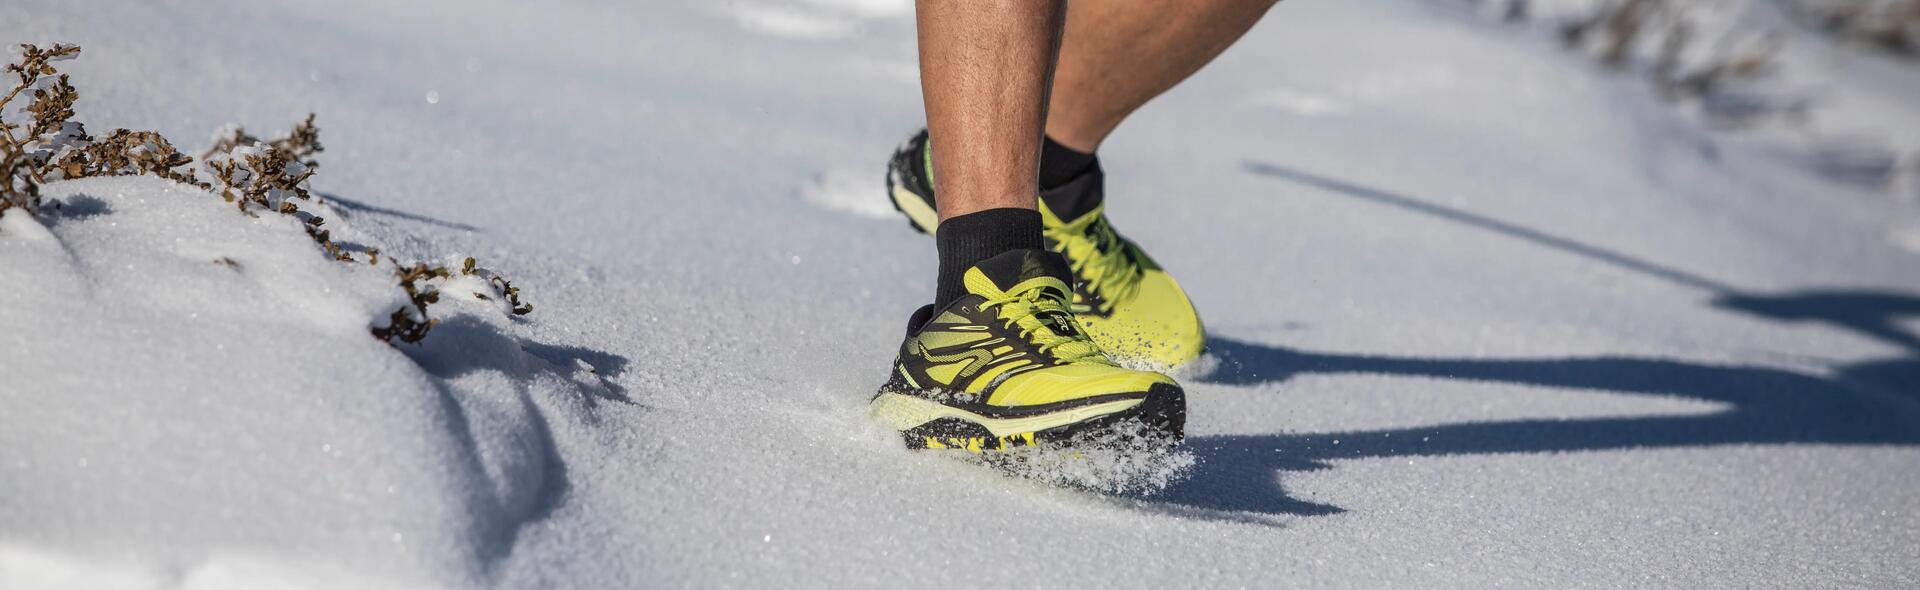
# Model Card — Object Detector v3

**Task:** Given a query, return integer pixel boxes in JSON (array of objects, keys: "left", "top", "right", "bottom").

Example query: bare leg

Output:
[
  {"left": 1046, "top": 0, "right": 1280, "bottom": 152},
  {"left": 916, "top": 0, "right": 1067, "bottom": 221}
]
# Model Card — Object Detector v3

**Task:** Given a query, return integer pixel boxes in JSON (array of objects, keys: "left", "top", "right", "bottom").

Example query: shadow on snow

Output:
[
  {"left": 397, "top": 316, "right": 636, "bottom": 570},
  {"left": 1146, "top": 163, "right": 1920, "bottom": 518}
]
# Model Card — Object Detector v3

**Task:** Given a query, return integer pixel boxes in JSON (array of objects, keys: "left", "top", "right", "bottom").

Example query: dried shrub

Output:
[
  {"left": 372, "top": 262, "right": 450, "bottom": 343},
  {"left": 2, "top": 43, "right": 82, "bottom": 214},
  {"left": 1557, "top": 0, "right": 1784, "bottom": 104},
  {"left": 202, "top": 113, "right": 323, "bottom": 171},
  {"left": 2, "top": 43, "right": 534, "bottom": 346},
  {"left": 2, "top": 43, "right": 200, "bottom": 215},
  {"left": 23, "top": 73, "right": 76, "bottom": 140},
  {"left": 1795, "top": 0, "right": 1920, "bottom": 56},
  {"left": 1599, "top": 0, "right": 1660, "bottom": 68},
  {"left": 0, "top": 43, "right": 80, "bottom": 138},
  {"left": 1665, "top": 34, "right": 1783, "bottom": 103},
  {"left": 199, "top": 118, "right": 362, "bottom": 267},
  {"left": 70, "top": 130, "right": 200, "bottom": 182},
  {"left": 1, "top": 139, "right": 37, "bottom": 214},
  {"left": 204, "top": 129, "right": 316, "bottom": 209},
  {"left": 276, "top": 114, "right": 324, "bottom": 169},
  {"left": 200, "top": 119, "right": 535, "bottom": 342},
  {"left": 462, "top": 257, "right": 534, "bottom": 316}
]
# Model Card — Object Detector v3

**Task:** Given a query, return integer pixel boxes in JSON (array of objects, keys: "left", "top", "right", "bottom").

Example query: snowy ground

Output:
[{"left": 5, "top": 0, "right": 1920, "bottom": 587}]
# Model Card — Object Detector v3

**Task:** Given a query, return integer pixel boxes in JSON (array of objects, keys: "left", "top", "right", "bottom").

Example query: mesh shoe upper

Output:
[
  {"left": 1037, "top": 173, "right": 1206, "bottom": 369},
  {"left": 884, "top": 129, "right": 1207, "bottom": 369},
  {"left": 885, "top": 250, "right": 1173, "bottom": 409}
]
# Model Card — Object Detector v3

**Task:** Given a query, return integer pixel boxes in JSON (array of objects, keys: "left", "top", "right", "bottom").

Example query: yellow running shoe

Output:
[
  {"left": 885, "top": 130, "right": 1206, "bottom": 369},
  {"left": 870, "top": 249, "right": 1186, "bottom": 452}
]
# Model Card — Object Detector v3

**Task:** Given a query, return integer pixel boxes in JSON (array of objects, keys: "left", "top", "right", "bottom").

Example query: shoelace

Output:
[
  {"left": 1045, "top": 210, "right": 1144, "bottom": 313},
  {"left": 979, "top": 286, "right": 1106, "bottom": 364}
]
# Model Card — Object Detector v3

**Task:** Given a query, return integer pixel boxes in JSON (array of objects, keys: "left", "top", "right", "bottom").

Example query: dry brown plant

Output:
[{"left": 3, "top": 43, "right": 533, "bottom": 345}]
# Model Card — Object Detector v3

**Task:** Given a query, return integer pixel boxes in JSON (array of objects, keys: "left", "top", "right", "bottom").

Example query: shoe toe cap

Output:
[{"left": 1082, "top": 269, "right": 1206, "bottom": 369}]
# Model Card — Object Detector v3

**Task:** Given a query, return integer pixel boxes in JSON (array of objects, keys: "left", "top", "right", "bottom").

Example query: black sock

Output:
[
  {"left": 1038, "top": 136, "right": 1097, "bottom": 191},
  {"left": 935, "top": 208, "right": 1044, "bottom": 309}
]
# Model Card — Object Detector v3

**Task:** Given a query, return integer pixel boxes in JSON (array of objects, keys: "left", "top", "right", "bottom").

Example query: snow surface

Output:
[{"left": 5, "top": 0, "right": 1920, "bottom": 587}]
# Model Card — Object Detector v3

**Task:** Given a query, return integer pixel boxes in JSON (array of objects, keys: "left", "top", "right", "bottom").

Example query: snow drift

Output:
[
  {"left": 0, "top": 176, "right": 618, "bottom": 587},
  {"left": 5, "top": 0, "right": 1920, "bottom": 587}
]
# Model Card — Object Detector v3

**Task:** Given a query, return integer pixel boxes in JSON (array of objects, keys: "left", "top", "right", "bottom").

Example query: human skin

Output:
[
  {"left": 915, "top": 0, "right": 1280, "bottom": 220},
  {"left": 1045, "top": 0, "right": 1282, "bottom": 152},
  {"left": 916, "top": 0, "right": 1067, "bottom": 220}
]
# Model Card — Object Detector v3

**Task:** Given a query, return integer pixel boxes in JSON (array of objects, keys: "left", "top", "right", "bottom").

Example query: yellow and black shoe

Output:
[
  {"left": 870, "top": 249, "right": 1186, "bottom": 453},
  {"left": 885, "top": 130, "right": 1206, "bottom": 369}
]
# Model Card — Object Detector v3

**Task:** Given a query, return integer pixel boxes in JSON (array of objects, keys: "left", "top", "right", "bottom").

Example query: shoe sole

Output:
[
  {"left": 871, "top": 383, "right": 1185, "bottom": 453},
  {"left": 886, "top": 160, "right": 940, "bottom": 235}
]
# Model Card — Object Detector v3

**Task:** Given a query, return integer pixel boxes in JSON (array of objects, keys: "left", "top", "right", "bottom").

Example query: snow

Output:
[
  {"left": 4, "top": 0, "right": 1920, "bottom": 587},
  {"left": 1, "top": 177, "right": 597, "bottom": 587},
  {"left": 1518, "top": 0, "right": 1920, "bottom": 194}
]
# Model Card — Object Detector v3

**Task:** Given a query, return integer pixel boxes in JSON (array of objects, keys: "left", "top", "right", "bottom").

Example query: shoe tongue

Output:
[
  {"left": 1038, "top": 162, "right": 1104, "bottom": 222},
  {"left": 965, "top": 249, "right": 1073, "bottom": 296}
]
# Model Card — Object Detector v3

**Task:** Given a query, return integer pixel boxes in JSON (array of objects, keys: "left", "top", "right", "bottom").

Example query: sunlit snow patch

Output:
[
  {"left": 1, "top": 177, "right": 604, "bottom": 586},
  {"left": 724, "top": 0, "right": 910, "bottom": 41},
  {"left": 801, "top": 167, "right": 898, "bottom": 219},
  {"left": 1245, "top": 87, "right": 1351, "bottom": 117},
  {"left": 727, "top": 4, "right": 857, "bottom": 40}
]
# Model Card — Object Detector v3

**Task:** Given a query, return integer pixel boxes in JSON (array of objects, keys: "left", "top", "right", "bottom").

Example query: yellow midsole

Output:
[
  {"left": 870, "top": 392, "right": 1144, "bottom": 438},
  {"left": 890, "top": 185, "right": 940, "bottom": 234}
]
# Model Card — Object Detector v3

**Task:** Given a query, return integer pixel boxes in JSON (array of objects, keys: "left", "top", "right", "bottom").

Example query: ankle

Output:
[{"left": 934, "top": 208, "right": 1044, "bottom": 309}]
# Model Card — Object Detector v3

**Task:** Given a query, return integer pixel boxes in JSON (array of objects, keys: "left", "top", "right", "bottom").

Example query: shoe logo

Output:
[
  {"left": 910, "top": 342, "right": 995, "bottom": 386},
  {"left": 1040, "top": 311, "right": 1084, "bottom": 337},
  {"left": 906, "top": 327, "right": 1036, "bottom": 390}
]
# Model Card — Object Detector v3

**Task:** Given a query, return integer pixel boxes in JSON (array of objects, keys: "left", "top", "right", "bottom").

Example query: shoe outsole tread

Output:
[{"left": 895, "top": 383, "right": 1185, "bottom": 453}]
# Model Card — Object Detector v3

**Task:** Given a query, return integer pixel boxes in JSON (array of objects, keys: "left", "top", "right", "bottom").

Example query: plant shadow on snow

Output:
[
  {"left": 321, "top": 191, "right": 484, "bottom": 232},
  {"left": 409, "top": 315, "right": 637, "bottom": 408},
  {"left": 1149, "top": 162, "right": 1920, "bottom": 517},
  {"left": 47, "top": 194, "right": 112, "bottom": 220},
  {"left": 397, "top": 315, "right": 637, "bottom": 569}
]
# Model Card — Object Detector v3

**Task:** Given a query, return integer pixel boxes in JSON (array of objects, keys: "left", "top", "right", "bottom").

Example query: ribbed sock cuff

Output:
[
  {"left": 935, "top": 208, "right": 1045, "bottom": 309},
  {"left": 1038, "top": 136, "right": 1097, "bottom": 191}
]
